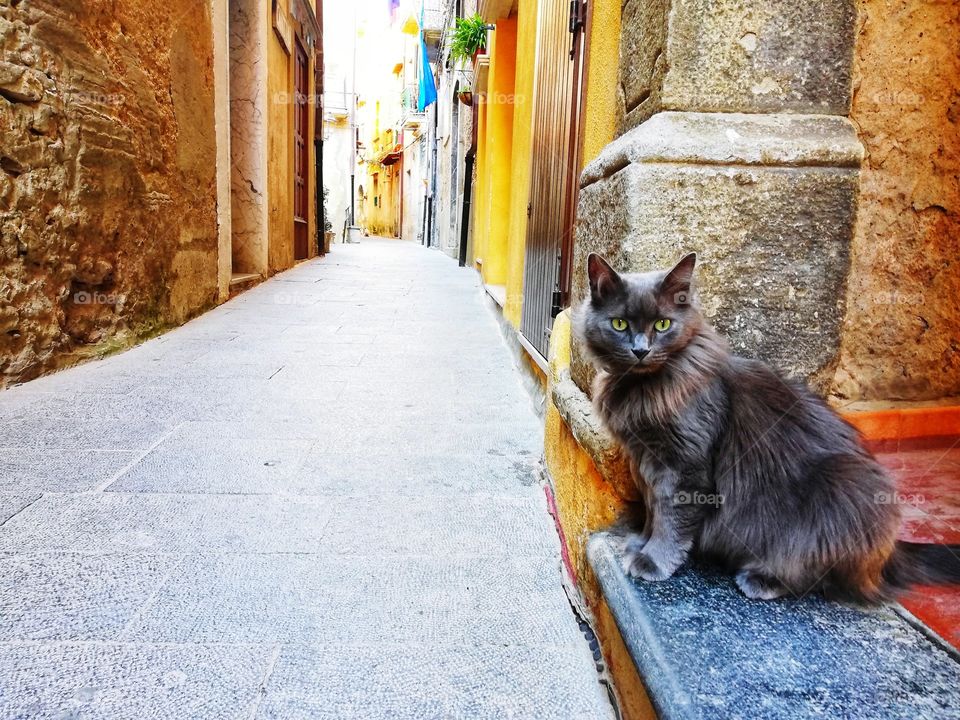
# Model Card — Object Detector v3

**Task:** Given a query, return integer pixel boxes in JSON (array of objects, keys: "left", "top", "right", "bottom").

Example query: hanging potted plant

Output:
[
  {"left": 449, "top": 14, "right": 488, "bottom": 68},
  {"left": 457, "top": 87, "right": 474, "bottom": 106}
]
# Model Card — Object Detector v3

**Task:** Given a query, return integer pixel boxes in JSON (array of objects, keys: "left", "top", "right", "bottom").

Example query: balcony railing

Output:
[
  {"left": 399, "top": 84, "right": 425, "bottom": 130},
  {"left": 401, "top": 84, "right": 418, "bottom": 112}
]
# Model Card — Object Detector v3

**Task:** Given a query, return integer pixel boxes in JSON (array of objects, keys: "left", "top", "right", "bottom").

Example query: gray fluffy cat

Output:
[{"left": 574, "top": 252, "right": 960, "bottom": 603}]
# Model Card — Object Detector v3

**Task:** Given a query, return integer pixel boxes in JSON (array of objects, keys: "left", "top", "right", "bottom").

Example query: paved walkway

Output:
[{"left": 0, "top": 239, "right": 612, "bottom": 719}]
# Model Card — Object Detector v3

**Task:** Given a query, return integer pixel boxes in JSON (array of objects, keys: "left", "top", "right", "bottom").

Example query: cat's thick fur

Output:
[{"left": 573, "top": 252, "right": 960, "bottom": 602}]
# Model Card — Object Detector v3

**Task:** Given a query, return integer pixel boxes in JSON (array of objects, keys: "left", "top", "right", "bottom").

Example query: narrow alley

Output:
[
  {"left": 0, "top": 239, "right": 613, "bottom": 718},
  {"left": 3, "top": 0, "right": 959, "bottom": 717}
]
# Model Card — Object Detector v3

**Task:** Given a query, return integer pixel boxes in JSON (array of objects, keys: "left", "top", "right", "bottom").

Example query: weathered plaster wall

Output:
[
  {"left": 436, "top": 76, "right": 473, "bottom": 259},
  {"left": 0, "top": 0, "right": 219, "bottom": 386},
  {"left": 229, "top": 0, "right": 268, "bottom": 277},
  {"left": 401, "top": 134, "right": 427, "bottom": 244},
  {"left": 444, "top": 89, "right": 471, "bottom": 258},
  {"left": 433, "top": 91, "right": 452, "bottom": 253},
  {"left": 319, "top": 0, "right": 356, "bottom": 243},
  {"left": 322, "top": 117, "right": 354, "bottom": 241},
  {"left": 832, "top": 0, "right": 960, "bottom": 402},
  {"left": 212, "top": 0, "right": 232, "bottom": 300}
]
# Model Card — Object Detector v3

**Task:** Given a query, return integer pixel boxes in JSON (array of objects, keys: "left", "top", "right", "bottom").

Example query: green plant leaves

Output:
[{"left": 449, "top": 14, "right": 487, "bottom": 65}]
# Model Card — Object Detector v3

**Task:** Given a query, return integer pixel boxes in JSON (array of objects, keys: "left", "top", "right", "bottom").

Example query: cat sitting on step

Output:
[{"left": 573, "top": 252, "right": 960, "bottom": 602}]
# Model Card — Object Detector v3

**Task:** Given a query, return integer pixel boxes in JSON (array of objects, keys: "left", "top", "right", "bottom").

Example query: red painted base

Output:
[{"left": 875, "top": 440, "right": 960, "bottom": 651}]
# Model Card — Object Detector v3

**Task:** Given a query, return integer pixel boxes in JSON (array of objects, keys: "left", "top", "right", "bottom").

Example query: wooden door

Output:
[
  {"left": 519, "top": 0, "right": 587, "bottom": 361},
  {"left": 294, "top": 38, "right": 309, "bottom": 260}
]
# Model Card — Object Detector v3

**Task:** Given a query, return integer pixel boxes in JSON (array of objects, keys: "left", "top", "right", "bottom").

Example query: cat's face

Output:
[{"left": 577, "top": 253, "right": 701, "bottom": 375}]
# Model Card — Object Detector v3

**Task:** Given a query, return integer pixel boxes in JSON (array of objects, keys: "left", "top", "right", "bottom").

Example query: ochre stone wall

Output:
[
  {"left": 832, "top": 0, "right": 960, "bottom": 402},
  {"left": 0, "top": 0, "right": 219, "bottom": 386}
]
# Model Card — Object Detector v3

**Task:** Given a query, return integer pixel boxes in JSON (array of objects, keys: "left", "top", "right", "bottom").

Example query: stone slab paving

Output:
[{"left": 0, "top": 239, "right": 613, "bottom": 719}]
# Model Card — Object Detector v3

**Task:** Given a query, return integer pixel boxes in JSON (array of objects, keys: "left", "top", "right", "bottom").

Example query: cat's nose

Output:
[{"left": 632, "top": 348, "right": 650, "bottom": 361}]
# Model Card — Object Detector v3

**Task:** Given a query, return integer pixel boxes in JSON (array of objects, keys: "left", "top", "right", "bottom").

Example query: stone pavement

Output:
[{"left": 0, "top": 239, "right": 614, "bottom": 719}]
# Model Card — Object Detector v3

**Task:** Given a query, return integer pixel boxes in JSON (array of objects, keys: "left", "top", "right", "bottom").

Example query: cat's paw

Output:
[
  {"left": 621, "top": 547, "right": 679, "bottom": 582},
  {"left": 735, "top": 570, "right": 789, "bottom": 600},
  {"left": 609, "top": 531, "right": 647, "bottom": 557},
  {"left": 621, "top": 538, "right": 686, "bottom": 581}
]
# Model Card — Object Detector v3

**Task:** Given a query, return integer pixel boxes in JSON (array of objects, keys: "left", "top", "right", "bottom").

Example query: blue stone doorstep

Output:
[{"left": 587, "top": 533, "right": 960, "bottom": 720}]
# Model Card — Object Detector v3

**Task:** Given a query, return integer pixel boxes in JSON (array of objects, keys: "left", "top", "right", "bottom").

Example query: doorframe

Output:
[
  {"left": 293, "top": 35, "right": 310, "bottom": 261},
  {"left": 560, "top": 0, "right": 590, "bottom": 305}
]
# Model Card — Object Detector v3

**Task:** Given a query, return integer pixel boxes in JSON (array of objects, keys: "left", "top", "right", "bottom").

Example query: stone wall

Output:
[
  {"left": 831, "top": 0, "right": 960, "bottom": 402},
  {"left": 0, "top": 0, "right": 219, "bottom": 386},
  {"left": 229, "top": 0, "right": 268, "bottom": 276},
  {"left": 570, "top": 113, "right": 863, "bottom": 394},
  {"left": 619, "top": 0, "right": 855, "bottom": 131},
  {"left": 571, "top": 0, "right": 863, "bottom": 396},
  {"left": 609, "top": 0, "right": 959, "bottom": 403}
]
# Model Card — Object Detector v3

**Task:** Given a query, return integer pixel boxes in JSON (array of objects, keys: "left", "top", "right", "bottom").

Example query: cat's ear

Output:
[
  {"left": 587, "top": 253, "right": 624, "bottom": 303},
  {"left": 661, "top": 252, "right": 696, "bottom": 305}
]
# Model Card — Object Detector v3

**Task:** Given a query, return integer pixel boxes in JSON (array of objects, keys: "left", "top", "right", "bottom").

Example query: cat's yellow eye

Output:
[
  {"left": 611, "top": 318, "right": 628, "bottom": 332},
  {"left": 654, "top": 319, "right": 672, "bottom": 332}
]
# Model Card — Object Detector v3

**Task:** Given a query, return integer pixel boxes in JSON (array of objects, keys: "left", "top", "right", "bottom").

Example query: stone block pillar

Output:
[{"left": 570, "top": 0, "right": 863, "bottom": 395}]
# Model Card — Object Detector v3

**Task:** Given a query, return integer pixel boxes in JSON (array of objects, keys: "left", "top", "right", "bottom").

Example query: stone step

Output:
[
  {"left": 228, "top": 272, "right": 263, "bottom": 298},
  {"left": 588, "top": 533, "right": 960, "bottom": 720}
]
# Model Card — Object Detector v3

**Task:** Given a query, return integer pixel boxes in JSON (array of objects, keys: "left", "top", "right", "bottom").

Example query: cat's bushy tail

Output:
[{"left": 882, "top": 541, "right": 960, "bottom": 592}]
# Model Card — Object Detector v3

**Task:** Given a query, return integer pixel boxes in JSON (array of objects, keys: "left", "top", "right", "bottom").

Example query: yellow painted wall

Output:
[
  {"left": 360, "top": 103, "right": 402, "bottom": 237},
  {"left": 363, "top": 161, "right": 401, "bottom": 237},
  {"left": 503, "top": 0, "right": 538, "bottom": 327},
  {"left": 580, "top": 0, "right": 621, "bottom": 168},
  {"left": 475, "top": 17, "right": 517, "bottom": 287},
  {"left": 267, "top": 0, "right": 293, "bottom": 272}
]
